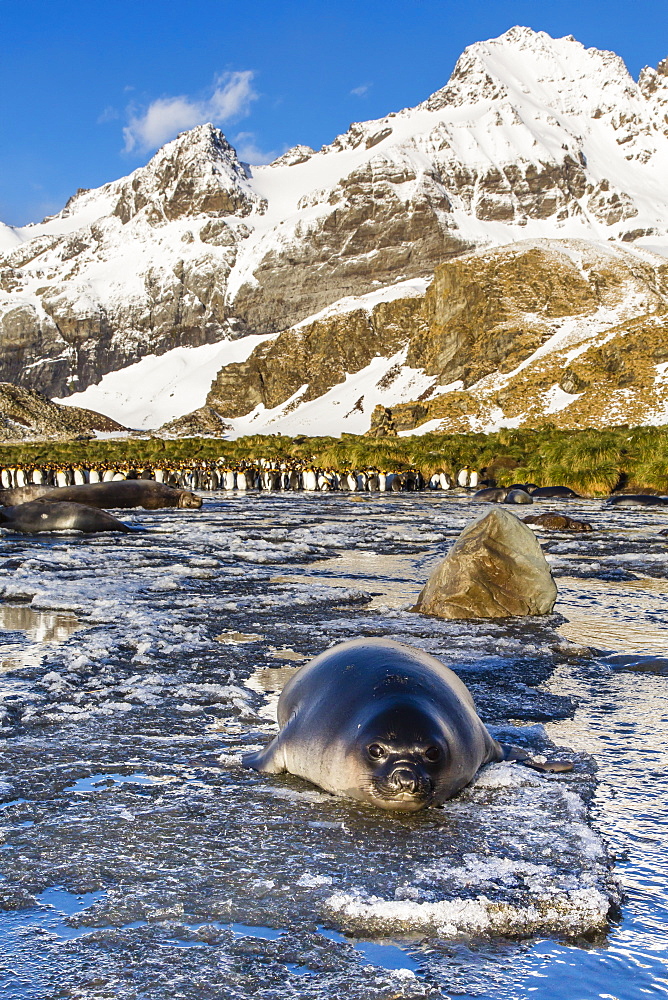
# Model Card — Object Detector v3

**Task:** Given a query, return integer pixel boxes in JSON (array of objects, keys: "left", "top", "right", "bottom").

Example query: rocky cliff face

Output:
[
  {"left": 207, "top": 293, "right": 427, "bottom": 418},
  {"left": 373, "top": 240, "right": 668, "bottom": 434},
  {"left": 161, "top": 238, "right": 665, "bottom": 438},
  {"left": 2, "top": 26, "right": 668, "bottom": 421}
]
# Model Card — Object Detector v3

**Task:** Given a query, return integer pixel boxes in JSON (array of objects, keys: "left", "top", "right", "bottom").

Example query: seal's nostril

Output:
[{"left": 390, "top": 768, "right": 418, "bottom": 793}]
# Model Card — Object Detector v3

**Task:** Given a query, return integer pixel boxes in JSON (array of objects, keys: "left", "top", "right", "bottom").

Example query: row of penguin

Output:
[{"left": 0, "top": 462, "right": 481, "bottom": 492}]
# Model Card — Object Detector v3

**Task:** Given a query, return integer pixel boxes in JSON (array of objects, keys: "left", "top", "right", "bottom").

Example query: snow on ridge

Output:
[
  {"left": 0, "top": 221, "right": 22, "bottom": 251},
  {"left": 291, "top": 276, "right": 430, "bottom": 330},
  {"left": 52, "top": 276, "right": 432, "bottom": 431},
  {"left": 54, "top": 333, "right": 278, "bottom": 430}
]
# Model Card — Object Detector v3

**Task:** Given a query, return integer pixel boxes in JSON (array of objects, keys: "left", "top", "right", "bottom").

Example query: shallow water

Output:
[{"left": 0, "top": 492, "right": 667, "bottom": 998}]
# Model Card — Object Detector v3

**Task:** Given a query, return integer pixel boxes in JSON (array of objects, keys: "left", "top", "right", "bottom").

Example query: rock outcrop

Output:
[
  {"left": 523, "top": 514, "right": 593, "bottom": 531},
  {"left": 158, "top": 405, "right": 232, "bottom": 438},
  {"left": 198, "top": 238, "right": 668, "bottom": 436},
  {"left": 0, "top": 382, "right": 125, "bottom": 441},
  {"left": 413, "top": 508, "right": 558, "bottom": 619},
  {"left": 206, "top": 290, "right": 427, "bottom": 418}
]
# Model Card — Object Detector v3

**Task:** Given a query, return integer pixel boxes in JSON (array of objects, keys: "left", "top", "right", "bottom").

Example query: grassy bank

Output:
[{"left": 1, "top": 426, "right": 667, "bottom": 495}]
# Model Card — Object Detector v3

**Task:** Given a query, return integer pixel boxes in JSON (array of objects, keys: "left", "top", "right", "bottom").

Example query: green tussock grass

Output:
[{"left": 0, "top": 424, "right": 667, "bottom": 495}]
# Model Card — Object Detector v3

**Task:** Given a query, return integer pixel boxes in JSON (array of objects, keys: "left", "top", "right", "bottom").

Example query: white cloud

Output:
[
  {"left": 97, "top": 105, "right": 120, "bottom": 124},
  {"left": 123, "top": 71, "right": 258, "bottom": 154},
  {"left": 233, "top": 131, "right": 277, "bottom": 164},
  {"left": 350, "top": 83, "right": 371, "bottom": 97}
]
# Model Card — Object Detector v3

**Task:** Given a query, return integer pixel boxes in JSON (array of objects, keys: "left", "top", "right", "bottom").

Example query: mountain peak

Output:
[
  {"left": 425, "top": 25, "right": 635, "bottom": 114},
  {"left": 113, "top": 122, "right": 260, "bottom": 224}
]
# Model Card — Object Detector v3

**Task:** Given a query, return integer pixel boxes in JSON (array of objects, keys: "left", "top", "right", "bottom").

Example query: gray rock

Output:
[{"left": 413, "top": 507, "right": 557, "bottom": 619}]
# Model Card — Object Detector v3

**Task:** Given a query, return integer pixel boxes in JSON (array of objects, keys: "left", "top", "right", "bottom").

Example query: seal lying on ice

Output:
[
  {"left": 243, "top": 638, "right": 570, "bottom": 811},
  {"left": 0, "top": 501, "right": 131, "bottom": 534},
  {"left": 606, "top": 494, "right": 668, "bottom": 507},
  {"left": 0, "top": 480, "right": 202, "bottom": 510}
]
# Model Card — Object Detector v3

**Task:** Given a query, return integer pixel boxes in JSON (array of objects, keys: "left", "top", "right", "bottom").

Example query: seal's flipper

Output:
[
  {"left": 522, "top": 758, "right": 573, "bottom": 773},
  {"left": 498, "top": 743, "right": 573, "bottom": 774},
  {"left": 242, "top": 738, "right": 286, "bottom": 774}
]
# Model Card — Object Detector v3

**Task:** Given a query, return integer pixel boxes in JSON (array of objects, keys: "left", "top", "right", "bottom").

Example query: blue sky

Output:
[{"left": 1, "top": 0, "right": 667, "bottom": 226}]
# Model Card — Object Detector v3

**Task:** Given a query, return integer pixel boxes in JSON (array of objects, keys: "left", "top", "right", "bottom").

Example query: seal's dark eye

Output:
[
  {"left": 367, "top": 743, "right": 385, "bottom": 760},
  {"left": 424, "top": 746, "right": 441, "bottom": 762}
]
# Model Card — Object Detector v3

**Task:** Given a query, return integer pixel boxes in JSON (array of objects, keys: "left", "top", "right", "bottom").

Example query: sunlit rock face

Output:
[
  {"left": 0, "top": 382, "right": 125, "bottom": 441},
  {"left": 380, "top": 239, "right": 668, "bottom": 435},
  {"left": 206, "top": 295, "right": 426, "bottom": 418},
  {"left": 2, "top": 26, "right": 668, "bottom": 410},
  {"left": 414, "top": 508, "right": 558, "bottom": 619},
  {"left": 192, "top": 237, "right": 668, "bottom": 439}
]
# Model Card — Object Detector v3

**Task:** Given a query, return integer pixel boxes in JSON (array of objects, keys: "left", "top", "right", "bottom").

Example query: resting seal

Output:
[
  {"left": 504, "top": 489, "right": 533, "bottom": 505},
  {"left": 243, "top": 638, "right": 570, "bottom": 811},
  {"left": 0, "top": 480, "right": 201, "bottom": 510},
  {"left": 606, "top": 494, "right": 668, "bottom": 507},
  {"left": 530, "top": 486, "right": 580, "bottom": 499},
  {"left": 523, "top": 513, "right": 593, "bottom": 532},
  {"left": 0, "top": 501, "right": 131, "bottom": 534},
  {"left": 472, "top": 487, "right": 508, "bottom": 502}
]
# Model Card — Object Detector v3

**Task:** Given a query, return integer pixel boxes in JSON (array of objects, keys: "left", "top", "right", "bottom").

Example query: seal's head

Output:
[
  {"left": 350, "top": 700, "right": 449, "bottom": 812},
  {"left": 178, "top": 491, "right": 203, "bottom": 509}
]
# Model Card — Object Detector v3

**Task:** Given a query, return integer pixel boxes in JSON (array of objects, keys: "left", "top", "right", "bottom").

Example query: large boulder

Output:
[{"left": 414, "top": 508, "right": 557, "bottom": 619}]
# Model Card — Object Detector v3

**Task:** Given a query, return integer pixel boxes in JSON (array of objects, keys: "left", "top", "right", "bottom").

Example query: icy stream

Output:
[{"left": 0, "top": 493, "right": 667, "bottom": 998}]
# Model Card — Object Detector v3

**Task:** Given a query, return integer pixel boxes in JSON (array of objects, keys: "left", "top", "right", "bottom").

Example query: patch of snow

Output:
[
  {"left": 0, "top": 221, "right": 22, "bottom": 251},
  {"left": 291, "top": 277, "right": 430, "bottom": 330},
  {"left": 543, "top": 384, "right": 583, "bottom": 414},
  {"left": 53, "top": 333, "right": 278, "bottom": 429}
]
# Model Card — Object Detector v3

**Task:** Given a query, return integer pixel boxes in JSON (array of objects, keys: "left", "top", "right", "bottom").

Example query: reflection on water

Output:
[
  {"left": 556, "top": 577, "right": 668, "bottom": 654},
  {"left": 318, "top": 925, "right": 422, "bottom": 974},
  {"left": 278, "top": 550, "right": 425, "bottom": 610},
  {"left": 246, "top": 664, "right": 300, "bottom": 723},
  {"left": 214, "top": 630, "right": 262, "bottom": 644},
  {"left": 527, "top": 561, "right": 668, "bottom": 1000},
  {"left": 535, "top": 663, "right": 668, "bottom": 1000},
  {"left": 0, "top": 604, "right": 81, "bottom": 644},
  {"left": 0, "top": 603, "right": 81, "bottom": 672}
]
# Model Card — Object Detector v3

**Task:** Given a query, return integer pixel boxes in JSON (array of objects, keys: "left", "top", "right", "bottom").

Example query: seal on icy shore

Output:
[
  {"left": 0, "top": 480, "right": 202, "bottom": 510},
  {"left": 243, "top": 637, "right": 571, "bottom": 811},
  {"left": 606, "top": 494, "right": 668, "bottom": 507},
  {"left": 523, "top": 513, "right": 593, "bottom": 531},
  {"left": 0, "top": 501, "right": 132, "bottom": 534},
  {"left": 472, "top": 487, "right": 508, "bottom": 502},
  {"left": 530, "top": 486, "right": 581, "bottom": 499}
]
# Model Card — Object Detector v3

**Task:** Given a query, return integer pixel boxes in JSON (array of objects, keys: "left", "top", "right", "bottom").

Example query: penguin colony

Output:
[{"left": 0, "top": 461, "right": 483, "bottom": 493}]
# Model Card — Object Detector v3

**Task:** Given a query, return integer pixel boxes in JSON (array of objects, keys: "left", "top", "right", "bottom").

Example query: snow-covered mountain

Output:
[{"left": 2, "top": 26, "right": 668, "bottom": 434}]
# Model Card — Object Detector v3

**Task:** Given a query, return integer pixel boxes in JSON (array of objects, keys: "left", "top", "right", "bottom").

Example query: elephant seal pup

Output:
[
  {"left": 243, "top": 637, "right": 571, "bottom": 811},
  {"left": 504, "top": 489, "right": 533, "bottom": 505},
  {"left": 472, "top": 487, "right": 508, "bottom": 502},
  {"left": 607, "top": 494, "right": 668, "bottom": 507},
  {"left": 0, "top": 501, "right": 131, "bottom": 534},
  {"left": 531, "top": 486, "right": 580, "bottom": 499},
  {"left": 0, "top": 480, "right": 201, "bottom": 510}
]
